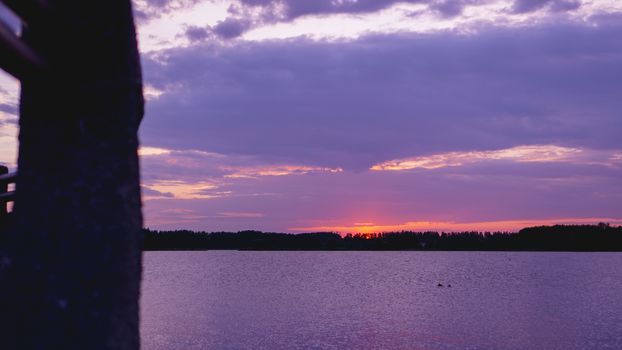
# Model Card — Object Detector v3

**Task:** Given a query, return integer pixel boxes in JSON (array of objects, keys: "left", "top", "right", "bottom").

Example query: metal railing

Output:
[
  {"left": 0, "top": 168, "right": 16, "bottom": 217},
  {"left": 0, "top": 0, "right": 48, "bottom": 216},
  {"left": 0, "top": 0, "right": 47, "bottom": 80}
]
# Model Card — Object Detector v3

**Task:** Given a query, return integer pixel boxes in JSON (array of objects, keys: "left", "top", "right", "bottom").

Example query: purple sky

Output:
[{"left": 1, "top": 0, "right": 621, "bottom": 232}]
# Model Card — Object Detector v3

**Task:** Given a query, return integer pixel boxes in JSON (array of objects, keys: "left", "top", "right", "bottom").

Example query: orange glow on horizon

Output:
[{"left": 290, "top": 217, "right": 622, "bottom": 234}]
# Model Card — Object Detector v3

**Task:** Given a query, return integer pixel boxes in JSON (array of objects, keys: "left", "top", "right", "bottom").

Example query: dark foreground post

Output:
[{"left": 0, "top": 1, "right": 144, "bottom": 349}]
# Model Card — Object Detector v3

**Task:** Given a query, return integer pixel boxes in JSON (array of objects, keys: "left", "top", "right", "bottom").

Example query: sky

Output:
[{"left": 1, "top": 0, "right": 621, "bottom": 233}]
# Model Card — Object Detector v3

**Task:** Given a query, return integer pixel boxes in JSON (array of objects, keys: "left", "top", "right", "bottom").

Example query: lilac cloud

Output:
[
  {"left": 184, "top": 18, "right": 254, "bottom": 43},
  {"left": 511, "top": 0, "right": 581, "bottom": 13},
  {"left": 0, "top": 103, "right": 17, "bottom": 116},
  {"left": 371, "top": 145, "right": 622, "bottom": 171},
  {"left": 142, "top": 14, "right": 622, "bottom": 171},
  {"left": 236, "top": 0, "right": 486, "bottom": 20},
  {"left": 142, "top": 186, "right": 175, "bottom": 198},
  {"left": 142, "top": 154, "right": 622, "bottom": 231},
  {"left": 185, "top": 25, "right": 211, "bottom": 42},
  {"left": 204, "top": 0, "right": 583, "bottom": 39},
  {"left": 138, "top": 142, "right": 622, "bottom": 231},
  {"left": 220, "top": 0, "right": 484, "bottom": 38},
  {"left": 211, "top": 17, "right": 252, "bottom": 39},
  {"left": 430, "top": 0, "right": 469, "bottom": 18},
  {"left": 549, "top": 0, "right": 581, "bottom": 12},
  {"left": 136, "top": 0, "right": 587, "bottom": 42},
  {"left": 0, "top": 86, "right": 18, "bottom": 127},
  {"left": 239, "top": 0, "right": 417, "bottom": 18},
  {"left": 127, "top": 2, "right": 622, "bottom": 231},
  {"left": 133, "top": 0, "right": 200, "bottom": 21},
  {"left": 512, "top": 0, "right": 554, "bottom": 13}
]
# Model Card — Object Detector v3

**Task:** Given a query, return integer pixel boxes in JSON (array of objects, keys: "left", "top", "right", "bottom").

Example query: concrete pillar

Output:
[{"left": 0, "top": 1, "right": 144, "bottom": 348}]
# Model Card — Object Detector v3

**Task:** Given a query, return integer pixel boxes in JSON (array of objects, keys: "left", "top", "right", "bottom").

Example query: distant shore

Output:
[{"left": 143, "top": 223, "right": 622, "bottom": 251}]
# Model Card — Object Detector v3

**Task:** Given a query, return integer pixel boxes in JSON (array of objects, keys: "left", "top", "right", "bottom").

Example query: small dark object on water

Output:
[
  {"left": 437, "top": 283, "right": 443, "bottom": 287},
  {"left": 448, "top": 284, "right": 452, "bottom": 287}
]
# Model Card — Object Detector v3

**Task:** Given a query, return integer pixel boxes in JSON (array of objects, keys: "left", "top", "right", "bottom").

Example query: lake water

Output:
[{"left": 140, "top": 251, "right": 622, "bottom": 349}]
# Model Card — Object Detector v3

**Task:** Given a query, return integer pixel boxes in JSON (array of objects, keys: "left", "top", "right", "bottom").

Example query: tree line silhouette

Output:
[{"left": 143, "top": 223, "right": 622, "bottom": 251}]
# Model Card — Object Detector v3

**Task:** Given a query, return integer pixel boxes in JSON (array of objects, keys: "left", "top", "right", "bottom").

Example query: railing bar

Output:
[
  {"left": 0, "top": 0, "right": 50, "bottom": 25},
  {"left": 0, "top": 172, "right": 17, "bottom": 183},
  {"left": 0, "top": 16, "right": 46, "bottom": 80},
  {"left": 0, "top": 190, "right": 15, "bottom": 202}
]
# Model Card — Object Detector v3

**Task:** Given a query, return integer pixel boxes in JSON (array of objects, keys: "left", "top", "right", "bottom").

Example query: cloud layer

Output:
[
  {"left": 176, "top": 0, "right": 587, "bottom": 41},
  {"left": 1, "top": 1, "right": 620, "bottom": 231},
  {"left": 134, "top": 6, "right": 622, "bottom": 231},
  {"left": 143, "top": 14, "right": 622, "bottom": 172}
]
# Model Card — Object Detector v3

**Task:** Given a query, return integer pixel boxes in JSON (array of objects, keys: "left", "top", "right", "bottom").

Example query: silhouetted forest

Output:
[{"left": 143, "top": 223, "right": 622, "bottom": 251}]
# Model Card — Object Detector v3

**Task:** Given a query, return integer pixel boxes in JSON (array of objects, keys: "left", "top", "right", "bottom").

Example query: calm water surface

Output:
[{"left": 140, "top": 251, "right": 622, "bottom": 349}]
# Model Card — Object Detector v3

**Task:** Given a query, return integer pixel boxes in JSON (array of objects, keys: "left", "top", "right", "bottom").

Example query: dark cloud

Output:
[
  {"left": 239, "top": 0, "right": 419, "bottom": 18},
  {"left": 0, "top": 103, "right": 17, "bottom": 116},
  {"left": 184, "top": 18, "right": 252, "bottom": 41},
  {"left": 0, "top": 102, "right": 18, "bottom": 127},
  {"left": 227, "top": 0, "right": 580, "bottom": 36},
  {"left": 134, "top": 0, "right": 583, "bottom": 36},
  {"left": 185, "top": 25, "right": 211, "bottom": 42},
  {"left": 133, "top": 0, "right": 200, "bottom": 21},
  {"left": 237, "top": 0, "right": 481, "bottom": 20},
  {"left": 201, "top": 0, "right": 490, "bottom": 39},
  {"left": 144, "top": 0, "right": 174, "bottom": 6},
  {"left": 142, "top": 186, "right": 174, "bottom": 198},
  {"left": 0, "top": 118, "right": 17, "bottom": 127},
  {"left": 430, "top": 0, "right": 468, "bottom": 18},
  {"left": 211, "top": 17, "right": 252, "bottom": 39},
  {"left": 512, "top": 0, "right": 551, "bottom": 13},
  {"left": 141, "top": 14, "right": 622, "bottom": 171},
  {"left": 511, "top": 0, "right": 581, "bottom": 14},
  {"left": 549, "top": 0, "right": 581, "bottom": 12},
  {"left": 140, "top": 150, "right": 229, "bottom": 184}
]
